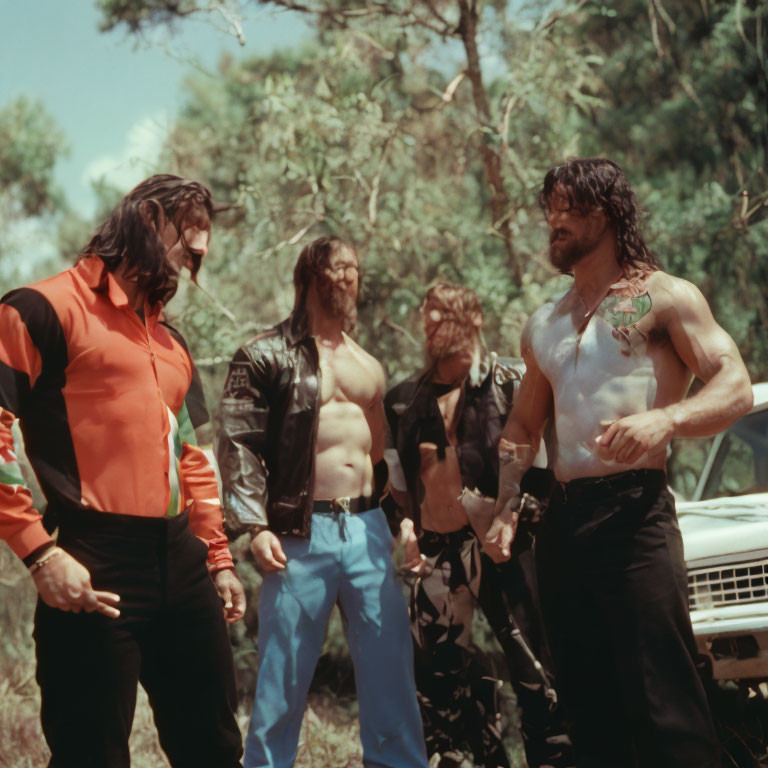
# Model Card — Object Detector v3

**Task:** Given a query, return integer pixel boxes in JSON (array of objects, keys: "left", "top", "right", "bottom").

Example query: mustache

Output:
[{"left": 550, "top": 227, "right": 570, "bottom": 244}]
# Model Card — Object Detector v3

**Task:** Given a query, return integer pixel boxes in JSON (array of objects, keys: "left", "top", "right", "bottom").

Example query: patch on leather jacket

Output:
[{"left": 224, "top": 367, "right": 249, "bottom": 395}]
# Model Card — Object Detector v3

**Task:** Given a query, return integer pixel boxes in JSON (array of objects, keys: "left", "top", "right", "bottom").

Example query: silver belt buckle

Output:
[{"left": 331, "top": 496, "right": 351, "bottom": 514}]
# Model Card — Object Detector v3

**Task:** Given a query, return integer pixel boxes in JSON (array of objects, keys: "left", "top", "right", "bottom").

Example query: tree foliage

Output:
[
  {"left": 0, "top": 96, "right": 66, "bottom": 218},
  {"left": 577, "top": 0, "right": 768, "bottom": 378},
  {"left": 0, "top": 96, "right": 71, "bottom": 291},
  {"left": 94, "top": 0, "right": 767, "bottom": 389}
]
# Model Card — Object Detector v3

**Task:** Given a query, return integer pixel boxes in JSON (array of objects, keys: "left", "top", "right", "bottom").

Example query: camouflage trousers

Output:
[{"left": 408, "top": 526, "right": 573, "bottom": 768}]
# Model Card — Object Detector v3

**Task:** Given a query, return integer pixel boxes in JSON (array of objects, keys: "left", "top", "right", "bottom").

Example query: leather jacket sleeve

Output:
[{"left": 216, "top": 345, "right": 273, "bottom": 530}]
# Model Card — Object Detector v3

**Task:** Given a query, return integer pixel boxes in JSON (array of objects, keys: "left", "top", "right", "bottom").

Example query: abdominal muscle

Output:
[
  {"left": 313, "top": 398, "right": 375, "bottom": 500},
  {"left": 553, "top": 369, "right": 665, "bottom": 481}
]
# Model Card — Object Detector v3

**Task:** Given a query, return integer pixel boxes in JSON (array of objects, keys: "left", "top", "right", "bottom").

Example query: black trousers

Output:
[
  {"left": 535, "top": 469, "right": 719, "bottom": 768},
  {"left": 34, "top": 507, "right": 243, "bottom": 768},
  {"left": 411, "top": 527, "right": 572, "bottom": 767}
]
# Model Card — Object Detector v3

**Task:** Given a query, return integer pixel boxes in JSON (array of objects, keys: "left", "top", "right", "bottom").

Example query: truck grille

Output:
[{"left": 689, "top": 558, "right": 768, "bottom": 610}]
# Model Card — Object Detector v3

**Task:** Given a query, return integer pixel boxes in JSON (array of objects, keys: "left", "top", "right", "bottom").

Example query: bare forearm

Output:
[
  {"left": 497, "top": 419, "right": 541, "bottom": 510},
  {"left": 665, "top": 355, "right": 753, "bottom": 438}
]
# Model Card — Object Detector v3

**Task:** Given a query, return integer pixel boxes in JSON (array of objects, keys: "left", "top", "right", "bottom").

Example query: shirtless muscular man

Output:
[
  {"left": 486, "top": 158, "right": 753, "bottom": 767},
  {"left": 217, "top": 236, "right": 428, "bottom": 768}
]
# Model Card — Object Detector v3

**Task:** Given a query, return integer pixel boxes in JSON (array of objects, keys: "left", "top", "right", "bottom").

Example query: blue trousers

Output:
[{"left": 244, "top": 507, "right": 428, "bottom": 768}]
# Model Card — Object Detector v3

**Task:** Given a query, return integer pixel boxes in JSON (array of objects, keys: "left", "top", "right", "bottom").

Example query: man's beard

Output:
[
  {"left": 317, "top": 276, "right": 358, "bottom": 334},
  {"left": 548, "top": 227, "right": 601, "bottom": 273}
]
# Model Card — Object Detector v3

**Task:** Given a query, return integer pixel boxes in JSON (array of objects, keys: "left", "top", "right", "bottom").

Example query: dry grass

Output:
[{"left": 0, "top": 662, "right": 363, "bottom": 768}]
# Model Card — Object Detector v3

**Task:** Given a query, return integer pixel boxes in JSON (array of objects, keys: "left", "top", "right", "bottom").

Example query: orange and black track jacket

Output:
[{"left": 0, "top": 255, "right": 233, "bottom": 572}]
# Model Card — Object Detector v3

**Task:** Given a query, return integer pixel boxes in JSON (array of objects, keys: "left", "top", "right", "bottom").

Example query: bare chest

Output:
[
  {"left": 435, "top": 387, "right": 462, "bottom": 443},
  {"left": 317, "top": 343, "right": 380, "bottom": 408}
]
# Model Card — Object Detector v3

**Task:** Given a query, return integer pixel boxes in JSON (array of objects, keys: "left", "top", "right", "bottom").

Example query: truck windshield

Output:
[{"left": 699, "top": 408, "right": 768, "bottom": 500}]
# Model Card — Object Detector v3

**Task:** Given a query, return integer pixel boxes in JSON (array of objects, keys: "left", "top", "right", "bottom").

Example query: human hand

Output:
[
  {"left": 595, "top": 409, "right": 675, "bottom": 465},
  {"left": 212, "top": 568, "right": 246, "bottom": 623},
  {"left": 250, "top": 531, "right": 287, "bottom": 573},
  {"left": 31, "top": 548, "right": 121, "bottom": 618},
  {"left": 399, "top": 519, "right": 426, "bottom": 574},
  {"left": 483, "top": 501, "right": 519, "bottom": 563},
  {"left": 459, "top": 488, "right": 496, "bottom": 540}
]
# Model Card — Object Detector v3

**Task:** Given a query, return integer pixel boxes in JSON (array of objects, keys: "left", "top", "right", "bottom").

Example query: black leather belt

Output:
[
  {"left": 313, "top": 495, "right": 376, "bottom": 514},
  {"left": 556, "top": 469, "right": 665, "bottom": 502}
]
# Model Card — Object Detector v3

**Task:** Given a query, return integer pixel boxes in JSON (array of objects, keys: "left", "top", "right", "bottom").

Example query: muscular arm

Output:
[
  {"left": 485, "top": 323, "right": 554, "bottom": 561},
  {"left": 599, "top": 274, "right": 753, "bottom": 464},
  {"left": 661, "top": 277, "right": 753, "bottom": 435}
]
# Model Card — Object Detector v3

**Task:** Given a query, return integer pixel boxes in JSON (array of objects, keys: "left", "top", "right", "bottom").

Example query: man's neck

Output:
[
  {"left": 305, "top": 296, "right": 345, "bottom": 347},
  {"left": 571, "top": 241, "right": 623, "bottom": 315},
  {"left": 432, "top": 360, "right": 470, "bottom": 389}
]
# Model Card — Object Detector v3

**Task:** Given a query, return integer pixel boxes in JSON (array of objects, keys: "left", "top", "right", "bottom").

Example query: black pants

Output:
[
  {"left": 536, "top": 469, "right": 719, "bottom": 768},
  {"left": 34, "top": 507, "right": 243, "bottom": 768},
  {"left": 411, "top": 527, "right": 572, "bottom": 767}
]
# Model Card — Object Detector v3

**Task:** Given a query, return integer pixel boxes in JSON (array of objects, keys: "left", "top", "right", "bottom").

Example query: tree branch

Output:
[
  {"left": 383, "top": 318, "right": 420, "bottom": 348},
  {"left": 457, "top": 0, "right": 521, "bottom": 281}
]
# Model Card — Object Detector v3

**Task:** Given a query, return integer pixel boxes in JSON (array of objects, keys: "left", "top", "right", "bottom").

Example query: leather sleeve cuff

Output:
[{"left": 22, "top": 540, "right": 57, "bottom": 568}]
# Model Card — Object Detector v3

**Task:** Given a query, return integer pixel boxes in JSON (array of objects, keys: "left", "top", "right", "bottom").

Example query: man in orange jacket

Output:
[{"left": 0, "top": 175, "right": 245, "bottom": 768}]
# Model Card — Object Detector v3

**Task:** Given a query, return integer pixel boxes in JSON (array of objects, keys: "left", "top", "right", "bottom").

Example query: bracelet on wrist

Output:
[{"left": 28, "top": 547, "right": 62, "bottom": 575}]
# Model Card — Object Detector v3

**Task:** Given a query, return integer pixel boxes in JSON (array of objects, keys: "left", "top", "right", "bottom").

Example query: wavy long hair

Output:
[
  {"left": 81, "top": 174, "right": 214, "bottom": 305},
  {"left": 540, "top": 158, "right": 661, "bottom": 273}
]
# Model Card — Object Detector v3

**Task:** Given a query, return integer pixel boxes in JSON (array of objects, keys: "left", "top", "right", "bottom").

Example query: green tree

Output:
[
  {"left": 576, "top": 0, "right": 768, "bottom": 379},
  {"left": 0, "top": 96, "right": 71, "bottom": 291}
]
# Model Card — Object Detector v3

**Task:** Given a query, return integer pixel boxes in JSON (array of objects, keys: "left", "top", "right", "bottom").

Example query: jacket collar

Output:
[
  {"left": 76, "top": 255, "right": 161, "bottom": 323},
  {"left": 418, "top": 351, "right": 495, "bottom": 393},
  {"left": 396, "top": 352, "right": 496, "bottom": 416},
  {"left": 281, "top": 311, "right": 309, "bottom": 348}
]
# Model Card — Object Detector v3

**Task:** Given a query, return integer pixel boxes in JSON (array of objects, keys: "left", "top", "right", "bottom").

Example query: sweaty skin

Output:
[
  {"left": 313, "top": 333, "right": 386, "bottom": 500},
  {"left": 489, "top": 268, "right": 753, "bottom": 557}
]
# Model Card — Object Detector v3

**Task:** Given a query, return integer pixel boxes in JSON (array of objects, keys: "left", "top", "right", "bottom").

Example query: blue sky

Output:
[{"left": 0, "top": 1, "right": 312, "bottom": 216}]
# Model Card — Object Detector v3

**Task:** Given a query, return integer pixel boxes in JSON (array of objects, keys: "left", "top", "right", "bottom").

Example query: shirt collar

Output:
[{"left": 76, "top": 255, "right": 161, "bottom": 321}]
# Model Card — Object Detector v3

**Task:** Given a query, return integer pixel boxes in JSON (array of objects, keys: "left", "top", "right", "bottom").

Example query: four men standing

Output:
[{"left": 0, "top": 158, "right": 756, "bottom": 767}]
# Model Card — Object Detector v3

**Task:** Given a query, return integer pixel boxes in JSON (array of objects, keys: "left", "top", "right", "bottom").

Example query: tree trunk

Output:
[{"left": 457, "top": 0, "right": 522, "bottom": 282}]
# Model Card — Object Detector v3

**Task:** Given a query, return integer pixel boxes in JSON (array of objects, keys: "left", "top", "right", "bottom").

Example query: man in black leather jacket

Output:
[
  {"left": 217, "top": 236, "right": 427, "bottom": 768},
  {"left": 384, "top": 282, "right": 572, "bottom": 768}
]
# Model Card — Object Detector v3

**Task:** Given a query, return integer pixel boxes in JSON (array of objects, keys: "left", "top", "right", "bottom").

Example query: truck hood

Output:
[{"left": 678, "top": 493, "right": 768, "bottom": 563}]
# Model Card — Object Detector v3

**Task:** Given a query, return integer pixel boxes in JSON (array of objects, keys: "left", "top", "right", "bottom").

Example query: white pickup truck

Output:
[{"left": 674, "top": 383, "right": 768, "bottom": 684}]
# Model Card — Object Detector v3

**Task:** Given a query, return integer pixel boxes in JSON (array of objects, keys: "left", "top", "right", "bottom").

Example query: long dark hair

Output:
[
  {"left": 81, "top": 174, "right": 214, "bottom": 305},
  {"left": 292, "top": 235, "right": 358, "bottom": 315},
  {"left": 540, "top": 158, "right": 661, "bottom": 273}
]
